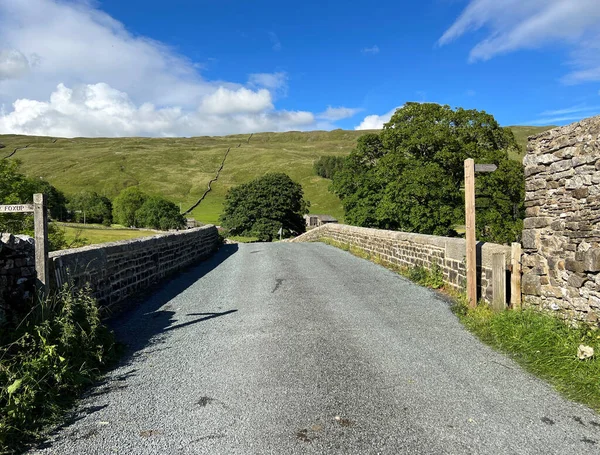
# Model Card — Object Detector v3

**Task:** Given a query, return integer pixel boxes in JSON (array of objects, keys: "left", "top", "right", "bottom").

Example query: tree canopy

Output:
[
  {"left": 313, "top": 156, "right": 345, "bottom": 180},
  {"left": 67, "top": 191, "right": 112, "bottom": 226},
  {"left": 135, "top": 196, "right": 185, "bottom": 230},
  {"left": 0, "top": 160, "right": 68, "bottom": 250},
  {"left": 220, "top": 172, "right": 309, "bottom": 241},
  {"left": 331, "top": 103, "right": 524, "bottom": 244},
  {"left": 112, "top": 187, "right": 148, "bottom": 227},
  {"left": 112, "top": 187, "right": 183, "bottom": 230}
]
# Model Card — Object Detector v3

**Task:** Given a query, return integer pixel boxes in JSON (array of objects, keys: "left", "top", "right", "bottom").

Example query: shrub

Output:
[{"left": 0, "top": 285, "right": 119, "bottom": 452}]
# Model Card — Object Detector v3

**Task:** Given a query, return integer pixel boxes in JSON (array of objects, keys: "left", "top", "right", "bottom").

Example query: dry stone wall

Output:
[
  {"left": 293, "top": 223, "right": 510, "bottom": 303},
  {"left": 0, "top": 233, "right": 36, "bottom": 326},
  {"left": 522, "top": 115, "right": 600, "bottom": 325},
  {"left": 49, "top": 225, "right": 219, "bottom": 309}
]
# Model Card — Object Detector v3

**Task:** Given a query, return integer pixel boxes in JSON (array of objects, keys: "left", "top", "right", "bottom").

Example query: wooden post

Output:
[
  {"left": 464, "top": 159, "right": 477, "bottom": 308},
  {"left": 33, "top": 193, "right": 49, "bottom": 296},
  {"left": 511, "top": 242, "right": 522, "bottom": 310},
  {"left": 492, "top": 252, "right": 506, "bottom": 311}
]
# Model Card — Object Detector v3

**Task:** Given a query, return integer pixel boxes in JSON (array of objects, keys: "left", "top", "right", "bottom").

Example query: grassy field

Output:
[
  {"left": 1, "top": 126, "right": 553, "bottom": 225},
  {"left": 57, "top": 222, "right": 162, "bottom": 247}
]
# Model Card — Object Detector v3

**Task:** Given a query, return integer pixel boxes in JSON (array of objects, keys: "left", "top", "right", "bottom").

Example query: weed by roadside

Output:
[
  {"left": 453, "top": 300, "right": 600, "bottom": 412},
  {"left": 0, "top": 285, "right": 121, "bottom": 454}
]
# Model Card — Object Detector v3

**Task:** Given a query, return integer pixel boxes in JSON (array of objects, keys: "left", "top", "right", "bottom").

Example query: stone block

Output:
[
  {"left": 522, "top": 230, "right": 540, "bottom": 250},
  {"left": 584, "top": 248, "right": 600, "bottom": 272},
  {"left": 522, "top": 274, "right": 541, "bottom": 296},
  {"left": 565, "top": 259, "right": 585, "bottom": 273},
  {"left": 573, "top": 188, "right": 589, "bottom": 199},
  {"left": 523, "top": 217, "right": 554, "bottom": 229},
  {"left": 567, "top": 273, "right": 587, "bottom": 288}
]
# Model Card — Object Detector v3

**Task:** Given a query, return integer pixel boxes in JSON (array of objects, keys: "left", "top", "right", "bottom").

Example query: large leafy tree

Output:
[
  {"left": 112, "top": 187, "right": 148, "bottom": 227},
  {"left": 67, "top": 191, "right": 113, "bottom": 226},
  {"left": 332, "top": 103, "right": 524, "bottom": 243},
  {"left": 220, "top": 173, "right": 310, "bottom": 241},
  {"left": 135, "top": 196, "right": 185, "bottom": 230}
]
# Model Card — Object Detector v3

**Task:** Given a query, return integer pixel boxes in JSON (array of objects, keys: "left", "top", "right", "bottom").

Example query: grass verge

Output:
[
  {"left": 453, "top": 302, "right": 600, "bottom": 412},
  {"left": 0, "top": 285, "right": 121, "bottom": 453},
  {"left": 317, "top": 235, "right": 600, "bottom": 412}
]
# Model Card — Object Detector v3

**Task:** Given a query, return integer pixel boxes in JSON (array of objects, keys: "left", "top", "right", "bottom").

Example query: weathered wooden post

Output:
[
  {"left": 33, "top": 193, "right": 49, "bottom": 295},
  {"left": 511, "top": 242, "right": 522, "bottom": 309},
  {"left": 464, "top": 159, "right": 477, "bottom": 308},
  {"left": 492, "top": 252, "right": 506, "bottom": 311},
  {"left": 464, "top": 160, "right": 498, "bottom": 309}
]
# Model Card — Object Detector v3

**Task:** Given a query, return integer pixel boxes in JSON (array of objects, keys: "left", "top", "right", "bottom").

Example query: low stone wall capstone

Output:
[
  {"left": 293, "top": 223, "right": 511, "bottom": 303},
  {"left": 49, "top": 225, "right": 219, "bottom": 308},
  {"left": 522, "top": 115, "right": 600, "bottom": 325}
]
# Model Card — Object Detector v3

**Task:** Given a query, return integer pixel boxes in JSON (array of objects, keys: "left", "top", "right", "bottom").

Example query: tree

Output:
[
  {"left": 112, "top": 187, "right": 147, "bottom": 227},
  {"left": 135, "top": 196, "right": 185, "bottom": 230},
  {"left": 67, "top": 191, "right": 112, "bottom": 225},
  {"left": 0, "top": 160, "right": 68, "bottom": 251},
  {"left": 332, "top": 103, "right": 524, "bottom": 243},
  {"left": 220, "top": 173, "right": 310, "bottom": 241},
  {"left": 313, "top": 156, "right": 346, "bottom": 180}
]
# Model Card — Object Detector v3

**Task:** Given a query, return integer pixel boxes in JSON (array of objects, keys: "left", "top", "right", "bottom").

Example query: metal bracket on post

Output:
[{"left": 33, "top": 193, "right": 49, "bottom": 297}]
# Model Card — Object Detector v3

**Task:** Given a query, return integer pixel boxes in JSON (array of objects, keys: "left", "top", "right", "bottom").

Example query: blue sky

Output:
[{"left": 0, "top": 0, "right": 599, "bottom": 137}]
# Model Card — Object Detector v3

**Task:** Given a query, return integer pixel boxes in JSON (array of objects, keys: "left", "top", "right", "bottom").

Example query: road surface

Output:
[{"left": 31, "top": 243, "right": 600, "bottom": 454}]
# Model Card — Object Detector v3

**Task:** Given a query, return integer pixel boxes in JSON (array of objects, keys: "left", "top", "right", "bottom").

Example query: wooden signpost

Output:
[
  {"left": 464, "top": 159, "right": 477, "bottom": 308},
  {"left": 464, "top": 160, "right": 498, "bottom": 309},
  {"left": 0, "top": 194, "right": 48, "bottom": 295}
]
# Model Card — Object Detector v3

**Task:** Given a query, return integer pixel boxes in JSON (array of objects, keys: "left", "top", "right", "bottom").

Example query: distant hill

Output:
[{"left": 0, "top": 126, "right": 555, "bottom": 225}]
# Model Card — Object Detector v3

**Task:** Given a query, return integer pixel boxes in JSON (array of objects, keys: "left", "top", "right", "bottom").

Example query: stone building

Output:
[{"left": 304, "top": 214, "right": 338, "bottom": 229}]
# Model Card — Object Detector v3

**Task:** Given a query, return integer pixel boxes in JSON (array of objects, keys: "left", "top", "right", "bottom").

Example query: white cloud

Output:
[
  {"left": 318, "top": 106, "right": 362, "bottom": 121},
  {"left": 354, "top": 107, "right": 400, "bottom": 130},
  {"left": 0, "top": 0, "right": 327, "bottom": 137},
  {"left": 248, "top": 72, "right": 288, "bottom": 97},
  {"left": 0, "top": 49, "right": 31, "bottom": 80},
  {"left": 199, "top": 87, "right": 273, "bottom": 115},
  {"left": 362, "top": 45, "right": 380, "bottom": 55},
  {"left": 269, "top": 32, "right": 282, "bottom": 51},
  {"left": 439, "top": 0, "right": 600, "bottom": 82},
  {"left": 529, "top": 104, "right": 600, "bottom": 125},
  {"left": 0, "top": 82, "right": 316, "bottom": 137}
]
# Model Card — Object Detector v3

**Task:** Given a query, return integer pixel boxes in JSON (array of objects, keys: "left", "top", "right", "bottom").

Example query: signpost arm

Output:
[
  {"left": 464, "top": 159, "right": 477, "bottom": 308},
  {"left": 34, "top": 193, "right": 49, "bottom": 296}
]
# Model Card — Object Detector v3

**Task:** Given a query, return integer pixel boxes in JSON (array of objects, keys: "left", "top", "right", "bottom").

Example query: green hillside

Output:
[{"left": 0, "top": 126, "right": 555, "bottom": 225}]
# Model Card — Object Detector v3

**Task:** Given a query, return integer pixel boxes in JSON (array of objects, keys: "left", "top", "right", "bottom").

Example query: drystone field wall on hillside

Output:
[
  {"left": 49, "top": 225, "right": 219, "bottom": 309},
  {"left": 293, "top": 223, "right": 511, "bottom": 303},
  {"left": 522, "top": 115, "right": 600, "bottom": 325}
]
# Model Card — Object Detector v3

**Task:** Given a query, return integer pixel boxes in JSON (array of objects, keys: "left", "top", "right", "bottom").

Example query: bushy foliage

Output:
[
  {"left": 67, "top": 190, "right": 113, "bottom": 226},
  {"left": 332, "top": 103, "right": 524, "bottom": 243},
  {"left": 135, "top": 196, "right": 185, "bottom": 230},
  {"left": 0, "top": 285, "right": 119, "bottom": 452},
  {"left": 220, "top": 173, "right": 309, "bottom": 241},
  {"left": 112, "top": 187, "right": 183, "bottom": 230},
  {"left": 112, "top": 187, "right": 147, "bottom": 227},
  {"left": 0, "top": 160, "right": 69, "bottom": 251},
  {"left": 313, "top": 155, "right": 346, "bottom": 179}
]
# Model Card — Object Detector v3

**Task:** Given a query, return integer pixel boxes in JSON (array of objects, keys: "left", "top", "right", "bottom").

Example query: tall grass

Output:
[
  {"left": 0, "top": 285, "right": 120, "bottom": 453},
  {"left": 453, "top": 302, "right": 600, "bottom": 411}
]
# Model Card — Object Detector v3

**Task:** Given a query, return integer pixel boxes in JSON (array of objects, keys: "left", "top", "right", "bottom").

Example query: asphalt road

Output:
[{"left": 31, "top": 243, "right": 600, "bottom": 454}]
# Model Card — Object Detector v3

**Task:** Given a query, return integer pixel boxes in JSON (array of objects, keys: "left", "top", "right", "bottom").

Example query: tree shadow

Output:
[
  {"left": 26, "top": 246, "right": 240, "bottom": 453},
  {"left": 108, "top": 244, "right": 239, "bottom": 359}
]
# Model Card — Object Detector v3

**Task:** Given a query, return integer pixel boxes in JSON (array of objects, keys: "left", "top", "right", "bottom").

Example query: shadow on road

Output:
[{"left": 108, "top": 243, "right": 239, "bottom": 367}]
